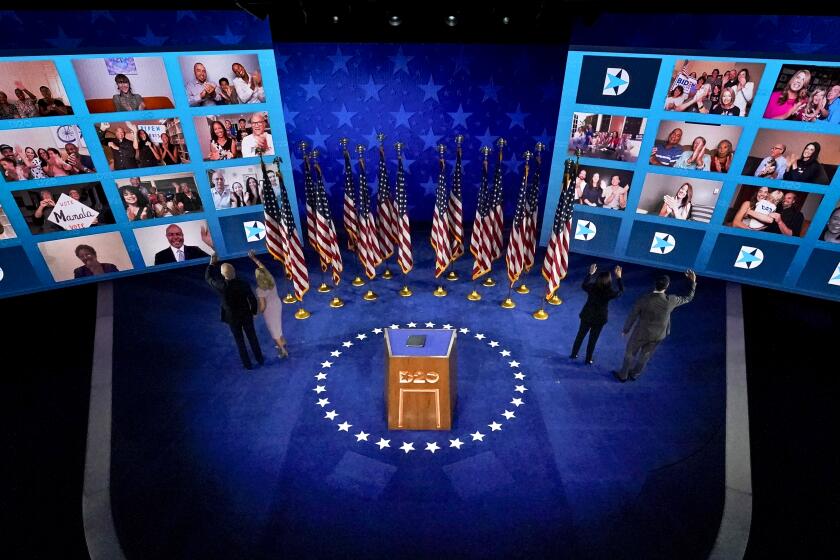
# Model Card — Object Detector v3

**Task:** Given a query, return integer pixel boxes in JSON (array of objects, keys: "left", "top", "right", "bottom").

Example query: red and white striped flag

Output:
[
  {"left": 489, "top": 142, "right": 505, "bottom": 261},
  {"left": 505, "top": 155, "right": 530, "bottom": 287},
  {"left": 523, "top": 148, "right": 542, "bottom": 272},
  {"left": 376, "top": 143, "right": 398, "bottom": 260},
  {"left": 448, "top": 142, "right": 464, "bottom": 261},
  {"left": 341, "top": 145, "right": 358, "bottom": 251},
  {"left": 542, "top": 161, "right": 575, "bottom": 300},
  {"left": 431, "top": 152, "right": 452, "bottom": 278},
  {"left": 356, "top": 152, "right": 382, "bottom": 279},
  {"left": 394, "top": 145, "right": 413, "bottom": 274},
  {"left": 469, "top": 148, "right": 493, "bottom": 280},
  {"left": 312, "top": 156, "right": 343, "bottom": 285},
  {"left": 261, "top": 157, "right": 309, "bottom": 301},
  {"left": 303, "top": 153, "right": 318, "bottom": 252}
]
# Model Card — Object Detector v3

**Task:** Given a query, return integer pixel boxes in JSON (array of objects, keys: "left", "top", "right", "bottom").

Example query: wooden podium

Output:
[{"left": 384, "top": 329, "right": 457, "bottom": 430}]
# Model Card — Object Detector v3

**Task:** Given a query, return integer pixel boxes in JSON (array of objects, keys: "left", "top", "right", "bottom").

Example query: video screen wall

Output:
[
  {"left": 0, "top": 50, "right": 296, "bottom": 298},
  {"left": 544, "top": 51, "right": 840, "bottom": 301}
]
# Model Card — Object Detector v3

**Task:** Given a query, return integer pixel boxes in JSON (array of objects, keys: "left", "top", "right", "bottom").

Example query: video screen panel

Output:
[
  {"left": 0, "top": 48, "right": 295, "bottom": 299},
  {"left": 546, "top": 50, "right": 840, "bottom": 301}
]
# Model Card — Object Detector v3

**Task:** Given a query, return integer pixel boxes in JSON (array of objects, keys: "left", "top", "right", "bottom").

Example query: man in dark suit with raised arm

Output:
[
  {"left": 205, "top": 253, "right": 264, "bottom": 370},
  {"left": 615, "top": 269, "right": 697, "bottom": 382},
  {"left": 154, "top": 224, "right": 212, "bottom": 265}
]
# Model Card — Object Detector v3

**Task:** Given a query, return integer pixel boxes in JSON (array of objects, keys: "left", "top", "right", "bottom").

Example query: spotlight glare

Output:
[
  {"left": 389, "top": 15, "right": 402, "bottom": 27},
  {"left": 446, "top": 15, "right": 458, "bottom": 27},
  {"left": 502, "top": 16, "right": 511, "bottom": 25},
  {"left": 332, "top": 15, "right": 340, "bottom": 23}
]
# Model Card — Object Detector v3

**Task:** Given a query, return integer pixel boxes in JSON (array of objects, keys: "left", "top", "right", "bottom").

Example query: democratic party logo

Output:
[
  {"left": 574, "top": 219, "right": 597, "bottom": 241},
  {"left": 734, "top": 246, "right": 764, "bottom": 269},
  {"left": 828, "top": 262, "right": 840, "bottom": 287},
  {"left": 603, "top": 68, "right": 630, "bottom": 96},
  {"left": 650, "top": 232, "right": 676, "bottom": 254},
  {"left": 576, "top": 55, "right": 661, "bottom": 109},
  {"left": 243, "top": 220, "right": 266, "bottom": 242}
]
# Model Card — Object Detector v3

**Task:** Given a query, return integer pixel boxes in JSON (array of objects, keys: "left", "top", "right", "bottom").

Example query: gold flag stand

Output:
[{"left": 500, "top": 284, "right": 515, "bottom": 309}]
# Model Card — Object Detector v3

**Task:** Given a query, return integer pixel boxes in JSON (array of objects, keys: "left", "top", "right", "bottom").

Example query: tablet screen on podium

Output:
[{"left": 406, "top": 335, "right": 427, "bottom": 348}]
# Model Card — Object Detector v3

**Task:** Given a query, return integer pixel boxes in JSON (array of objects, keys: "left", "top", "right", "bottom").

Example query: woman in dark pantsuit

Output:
[{"left": 570, "top": 263, "right": 624, "bottom": 364}]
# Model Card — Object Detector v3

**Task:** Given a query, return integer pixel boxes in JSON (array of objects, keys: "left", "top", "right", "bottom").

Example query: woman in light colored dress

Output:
[{"left": 248, "top": 249, "right": 287, "bottom": 357}]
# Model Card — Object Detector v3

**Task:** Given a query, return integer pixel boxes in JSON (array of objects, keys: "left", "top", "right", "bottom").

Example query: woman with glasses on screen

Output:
[{"left": 112, "top": 74, "right": 145, "bottom": 112}]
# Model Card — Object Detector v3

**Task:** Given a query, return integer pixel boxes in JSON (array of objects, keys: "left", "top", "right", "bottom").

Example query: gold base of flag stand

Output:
[
  {"left": 433, "top": 285, "right": 447, "bottom": 297},
  {"left": 532, "top": 308, "right": 549, "bottom": 320},
  {"left": 283, "top": 293, "right": 297, "bottom": 304},
  {"left": 547, "top": 294, "right": 563, "bottom": 306},
  {"left": 501, "top": 297, "right": 516, "bottom": 309},
  {"left": 294, "top": 308, "right": 311, "bottom": 320},
  {"left": 399, "top": 285, "right": 413, "bottom": 297},
  {"left": 515, "top": 284, "right": 530, "bottom": 294},
  {"left": 329, "top": 297, "right": 344, "bottom": 308},
  {"left": 317, "top": 283, "right": 331, "bottom": 293},
  {"left": 482, "top": 277, "right": 496, "bottom": 287},
  {"left": 363, "top": 290, "right": 378, "bottom": 301},
  {"left": 467, "top": 290, "right": 481, "bottom": 301},
  {"left": 382, "top": 268, "right": 393, "bottom": 279},
  {"left": 352, "top": 276, "right": 365, "bottom": 287},
  {"left": 446, "top": 270, "right": 458, "bottom": 281}
]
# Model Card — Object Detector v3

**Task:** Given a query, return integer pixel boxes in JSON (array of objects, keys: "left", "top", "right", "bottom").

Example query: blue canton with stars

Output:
[{"left": 276, "top": 43, "right": 564, "bottom": 224}]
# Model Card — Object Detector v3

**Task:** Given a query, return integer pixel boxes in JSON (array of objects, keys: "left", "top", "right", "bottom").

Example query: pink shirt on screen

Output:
[{"left": 764, "top": 91, "right": 796, "bottom": 119}]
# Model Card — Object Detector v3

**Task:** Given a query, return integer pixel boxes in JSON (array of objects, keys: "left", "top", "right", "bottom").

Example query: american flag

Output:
[
  {"left": 376, "top": 144, "right": 398, "bottom": 260},
  {"left": 313, "top": 156, "right": 343, "bottom": 285},
  {"left": 489, "top": 146, "right": 505, "bottom": 261},
  {"left": 505, "top": 156, "right": 530, "bottom": 287},
  {"left": 303, "top": 153, "right": 318, "bottom": 252},
  {"left": 261, "top": 157, "right": 309, "bottom": 301},
  {"left": 356, "top": 153, "right": 382, "bottom": 279},
  {"left": 431, "top": 153, "right": 452, "bottom": 278},
  {"left": 469, "top": 149, "right": 492, "bottom": 280},
  {"left": 341, "top": 146, "right": 358, "bottom": 251},
  {"left": 395, "top": 147, "right": 413, "bottom": 274},
  {"left": 542, "top": 160, "right": 575, "bottom": 300},
  {"left": 523, "top": 149, "right": 542, "bottom": 272},
  {"left": 448, "top": 143, "right": 464, "bottom": 261}
]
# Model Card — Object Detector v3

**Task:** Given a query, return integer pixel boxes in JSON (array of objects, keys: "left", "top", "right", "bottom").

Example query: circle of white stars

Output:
[{"left": 312, "top": 322, "right": 527, "bottom": 456}]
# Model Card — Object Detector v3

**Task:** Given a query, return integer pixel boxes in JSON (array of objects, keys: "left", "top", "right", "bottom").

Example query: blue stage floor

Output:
[{"left": 110, "top": 246, "right": 725, "bottom": 559}]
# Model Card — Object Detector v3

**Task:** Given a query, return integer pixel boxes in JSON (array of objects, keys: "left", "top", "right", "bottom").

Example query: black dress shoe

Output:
[
  {"left": 612, "top": 371, "right": 627, "bottom": 383},
  {"left": 585, "top": 358, "right": 593, "bottom": 365}
]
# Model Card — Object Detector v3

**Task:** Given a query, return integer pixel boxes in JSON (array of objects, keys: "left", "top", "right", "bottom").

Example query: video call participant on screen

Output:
[
  {"left": 99, "top": 122, "right": 138, "bottom": 170},
  {"left": 64, "top": 142, "right": 93, "bottom": 174},
  {"left": 0, "top": 156, "right": 18, "bottom": 180},
  {"left": 73, "top": 244, "right": 118, "bottom": 278},
  {"left": 206, "top": 252, "right": 264, "bottom": 370},
  {"left": 732, "top": 186, "right": 770, "bottom": 229},
  {"left": 570, "top": 263, "right": 623, "bottom": 366},
  {"left": 709, "top": 140, "right": 734, "bottom": 173},
  {"left": 649, "top": 128, "right": 683, "bottom": 167},
  {"left": 783, "top": 142, "right": 825, "bottom": 184},
  {"left": 120, "top": 184, "right": 154, "bottom": 221},
  {"left": 820, "top": 207, "right": 840, "bottom": 243},
  {"left": 819, "top": 85, "right": 840, "bottom": 124},
  {"left": 13, "top": 84, "right": 38, "bottom": 118},
  {"left": 240, "top": 113, "right": 273, "bottom": 157},
  {"left": 37, "top": 86, "right": 71, "bottom": 116},
  {"left": 112, "top": 74, "right": 145, "bottom": 112},
  {"left": 231, "top": 63, "right": 265, "bottom": 104},
  {"left": 708, "top": 87, "right": 740, "bottom": 116},
  {"left": 208, "top": 120, "right": 237, "bottom": 160},
  {"left": 211, "top": 170, "right": 232, "bottom": 209},
  {"left": 154, "top": 223, "right": 213, "bottom": 265},
  {"left": 0, "top": 91, "right": 19, "bottom": 119},
  {"left": 244, "top": 176, "right": 262, "bottom": 206},
  {"left": 765, "top": 192, "right": 804, "bottom": 237},
  {"left": 136, "top": 129, "right": 161, "bottom": 167},
  {"left": 218, "top": 78, "right": 240, "bottom": 105},
  {"left": 159, "top": 133, "right": 180, "bottom": 165},
  {"left": 659, "top": 182, "right": 693, "bottom": 220},
  {"left": 175, "top": 182, "right": 202, "bottom": 213},
  {"left": 754, "top": 144, "right": 787, "bottom": 179},
  {"left": 674, "top": 136, "right": 711, "bottom": 171},
  {"left": 747, "top": 189, "right": 783, "bottom": 230},
  {"left": 798, "top": 88, "right": 827, "bottom": 122},
  {"left": 765, "top": 69, "right": 811, "bottom": 120},
  {"left": 602, "top": 175, "right": 629, "bottom": 210},
  {"left": 31, "top": 189, "right": 63, "bottom": 233},
  {"left": 581, "top": 173, "right": 602, "bottom": 207},
  {"left": 187, "top": 62, "right": 220, "bottom": 107}
]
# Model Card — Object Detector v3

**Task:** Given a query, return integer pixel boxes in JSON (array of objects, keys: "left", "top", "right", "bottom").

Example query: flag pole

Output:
[
  {"left": 273, "top": 148, "right": 297, "bottom": 305},
  {"left": 311, "top": 149, "right": 345, "bottom": 308},
  {"left": 467, "top": 145, "right": 492, "bottom": 301},
  {"left": 433, "top": 143, "right": 449, "bottom": 297},
  {"left": 546, "top": 155, "right": 577, "bottom": 307},
  {"left": 394, "top": 141, "right": 413, "bottom": 297},
  {"left": 340, "top": 137, "right": 365, "bottom": 288},
  {"left": 376, "top": 132, "right": 394, "bottom": 280},
  {"left": 517, "top": 141, "right": 544, "bottom": 295},
  {"left": 446, "top": 134, "right": 464, "bottom": 282},
  {"left": 502, "top": 150, "right": 531, "bottom": 309},
  {"left": 357, "top": 144, "right": 378, "bottom": 301},
  {"left": 483, "top": 137, "right": 506, "bottom": 288},
  {"left": 299, "top": 140, "right": 331, "bottom": 295}
]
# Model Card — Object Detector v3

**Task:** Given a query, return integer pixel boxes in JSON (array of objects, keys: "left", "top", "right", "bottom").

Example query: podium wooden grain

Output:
[{"left": 384, "top": 329, "right": 457, "bottom": 431}]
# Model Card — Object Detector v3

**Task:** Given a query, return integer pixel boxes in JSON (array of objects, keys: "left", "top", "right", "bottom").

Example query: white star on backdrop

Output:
[
  {"left": 376, "top": 438, "right": 391, "bottom": 449},
  {"left": 330, "top": 350, "right": 341, "bottom": 357},
  {"left": 425, "top": 442, "right": 440, "bottom": 453},
  {"left": 389, "top": 324, "right": 400, "bottom": 329},
  {"left": 471, "top": 431, "right": 485, "bottom": 442},
  {"left": 425, "top": 322, "right": 435, "bottom": 328},
  {"left": 315, "top": 372, "right": 327, "bottom": 381},
  {"left": 407, "top": 322, "right": 417, "bottom": 328},
  {"left": 355, "top": 431, "right": 370, "bottom": 442},
  {"left": 502, "top": 410, "right": 516, "bottom": 420},
  {"left": 509, "top": 360, "right": 520, "bottom": 368},
  {"left": 317, "top": 398, "right": 330, "bottom": 407},
  {"left": 513, "top": 372, "right": 526, "bottom": 380},
  {"left": 321, "top": 360, "right": 333, "bottom": 368},
  {"left": 511, "top": 398, "right": 524, "bottom": 407},
  {"left": 313, "top": 385, "right": 326, "bottom": 394},
  {"left": 515, "top": 385, "right": 528, "bottom": 393},
  {"left": 356, "top": 333, "right": 367, "bottom": 340},
  {"left": 443, "top": 324, "right": 453, "bottom": 329},
  {"left": 338, "top": 421, "right": 352, "bottom": 432},
  {"left": 449, "top": 438, "right": 464, "bottom": 449},
  {"left": 400, "top": 442, "right": 415, "bottom": 453},
  {"left": 459, "top": 328, "right": 469, "bottom": 334},
  {"left": 342, "top": 341, "right": 353, "bottom": 348},
  {"left": 500, "top": 350, "right": 511, "bottom": 357},
  {"left": 475, "top": 333, "right": 486, "bottom": 340},
  {"left": 488, "top": 422, "right": 503, "bottom": 431},
  {"left": 372, "top": 328, "right": 383, "bottom": 334},
  {"left": 325, "top": 410, "right": 339, "bottom": 420},
  {"left": 489, "top": 341, "right": 499, "bottom": 347}
]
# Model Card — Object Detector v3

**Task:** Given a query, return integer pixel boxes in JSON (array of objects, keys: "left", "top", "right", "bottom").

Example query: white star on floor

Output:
[
  {"left": 474, "top": 333, "right": 486, "bottom": 340},
  {"left": 425, "top": 322, "right": 435, "bottom": 328},
  {"left": 342, "top": 341, "right": 353, "bottom": 348},
  {"left": 325, "top": 410, "right": 339, "bottom": 420},
  {"left": 337, "top": 421, "right": 352, "bottom": 432},
  {"left": 509, "top": 360, "right": 520, "bottom": 368},
  {"left": 355, "top": 431, "right": 370, "bottom": 442},
  {"left": 407, "top": 322, "right": 417, "bottom": 328},
  {"left": 330, "top": 350, "right": 342, "bottom": 357},
  {"left": 459, "top": 328, "right": 469, "bottom": 334},
  {"left": 471, "top": 431, "right": 485, "bottom": 442},
  {"left": 313, "top": 385, "right": 326, "bottom": 394},
  {"left": 425, "top": 442, "right": 440, "bottom": 453},
  {"left": 317, "top": 398, "right": 330, "bottom": 407},
  {"left": 489, "top": 340, "right": 499, "bottom": 347},
  {"left": 511, "top": 398, "right": 524, "bottom": 407},
  {"left": 449, "top": 438, "right": 464, "bottom": 449},
  {"left": 321, "top": 360, "right": 333, "bottom": 368},
  {"left": 376, "top": 438, "right": 391, "bottom": 449},
  {"left": 500, "top": 349, "right": 511, "bottom": 357},
  {"left": 502, "top": 410, "right": 516, "bottom": 420},
  {"left": 356, "top": 333, "right": 367, "bottom": 340},
  {"left": 515, "top": 385, "right": 528, "bottom": 393},
  {"left": 513, "top": 372, "right": 526, "bottom": 380},
  {"left": 443, "top": 323, "right": 453, "bottom": 329},
  {"left": 400, "top": 442, "right": 415, "bottom": 453},
  {"left": 389, "top": 323, "right": 400, "bottom": 329},
  {"left": 488, "top": 421, "right": 503, "bottom": 431},
  {"left": 315, "top": 372, "right": 327, "bottom": 381},
  {"left": 372, "top": 327, "right": 383, "bottom": 334}
]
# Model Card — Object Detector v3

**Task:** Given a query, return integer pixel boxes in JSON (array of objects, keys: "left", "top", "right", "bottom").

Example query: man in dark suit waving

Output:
[
  {"left": 206, "top": 253, "right": 264, "bottom": 370},
  {"left": 615, "top": 269, "right": 696, "bottom": 382},
  {"left": 154, "top": 224, "right": 212, "bottom": 265}
]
